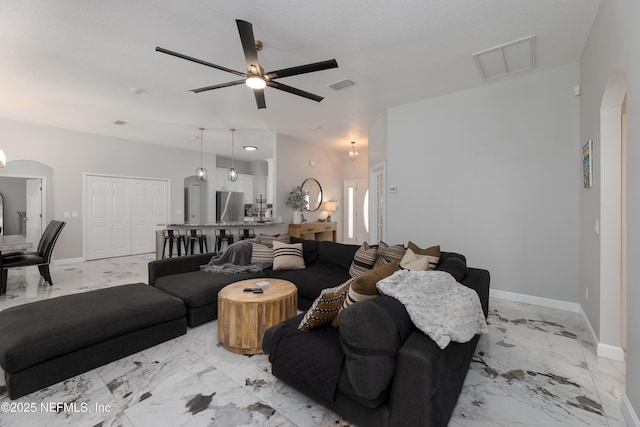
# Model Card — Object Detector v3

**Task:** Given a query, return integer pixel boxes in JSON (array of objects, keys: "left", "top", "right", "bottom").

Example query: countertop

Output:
[{"left": 159, "top": 222, "right": 284, "bottom": 227}]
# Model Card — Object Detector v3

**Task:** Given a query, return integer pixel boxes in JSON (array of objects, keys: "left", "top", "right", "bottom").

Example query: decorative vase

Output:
[{"left": 293, "top": 210, "right": 302, "bottom": 224}]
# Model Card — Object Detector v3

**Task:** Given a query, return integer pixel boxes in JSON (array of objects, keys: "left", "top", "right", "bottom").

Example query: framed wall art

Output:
[{"left": 583, "top": 139, "right": 593, "bottom": 188}]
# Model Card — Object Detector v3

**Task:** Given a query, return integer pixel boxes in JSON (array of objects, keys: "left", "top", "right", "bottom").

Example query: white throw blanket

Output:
[{"left": 376, "top": 270, "right": 488, "bottom": 349}]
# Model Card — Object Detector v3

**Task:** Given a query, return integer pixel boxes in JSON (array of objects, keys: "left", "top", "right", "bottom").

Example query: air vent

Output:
[
  {"left": 327, "top": 78, "right": 356, "bottom": 91},
  {"left": 112, "top": 120, "right": 127, "bottom": 126},
  {"left": 473, "top": 35, "right": 536, "bottom": 80}
]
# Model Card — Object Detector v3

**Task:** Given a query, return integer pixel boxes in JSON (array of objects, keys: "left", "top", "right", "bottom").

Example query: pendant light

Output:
[
  {"left": 195, "top": 127, "right": 207, "bottom": 182},
  {"left": 347, "top": 141, "right": 359, "bottom": 161},
  {"left": 228, "top": 128, "right": 238, "bottom": 182},
  {"left": 0, "top": 149, "right": 6, "bottom": 168}
]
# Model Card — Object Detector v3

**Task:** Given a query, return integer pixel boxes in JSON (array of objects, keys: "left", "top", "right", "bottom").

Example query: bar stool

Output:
[
  {"left": 162, "top": 229, "right": 187, "bottom": 258},
  {"left": 239, "top": 229, "right": 256, "bottom": 240},
  {"left": 215, "top": 229, "right": 234, "bottom": 251},
  {"left": 186, "top": 229, "right": 208, "bottom": 254}
]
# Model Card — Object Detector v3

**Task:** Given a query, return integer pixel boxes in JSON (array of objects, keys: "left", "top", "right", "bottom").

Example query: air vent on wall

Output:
[
  {"left": 327, "top": 78, "right": 355, "bottom": 91},
  {"left": 112, "top": 120, "right": 127, "bottom": 126},
  {"left": 473, "top": 35, "right": 536, "bottom": 80}
]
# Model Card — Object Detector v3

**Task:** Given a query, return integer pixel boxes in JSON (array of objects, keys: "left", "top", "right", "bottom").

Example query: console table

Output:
[{"left": 289, "top": 221, "right": 337, "bottom": 242}]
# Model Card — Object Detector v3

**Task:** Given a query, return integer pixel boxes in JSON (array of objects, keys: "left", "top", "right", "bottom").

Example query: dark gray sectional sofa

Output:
[{"left": 148, "top": 236, "right": 490, "bottom": 426}]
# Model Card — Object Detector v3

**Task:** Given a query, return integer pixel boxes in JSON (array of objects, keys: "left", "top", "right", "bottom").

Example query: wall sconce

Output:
[
  {"left": 0, "top": 149, "right": 6, "bottom": 168},
  {"left": 324, "top": 200, "right": 338, "bottom": 221},
  {"left": 347, "top": 141, "right": 359, "bottom": 161}
]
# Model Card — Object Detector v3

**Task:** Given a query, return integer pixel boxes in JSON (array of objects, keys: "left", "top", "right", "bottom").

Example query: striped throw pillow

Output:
[
  {"left": 407, "top": 242, "right": 440, "bottom": 269},
  {"left": 376, "top": 241, "right": 406, "bottom": 263},
  {"left": 349, "top": 242, "right": 379, "bottom": 277},
  {"left": 272, "top": 241, "right": 305, "bottom": 270},
  {"left": 250, "top": 243, "right": 273, "bottom": 264},
  {"left": 299, "top": 278, "right": 353, "bottom": 331}
]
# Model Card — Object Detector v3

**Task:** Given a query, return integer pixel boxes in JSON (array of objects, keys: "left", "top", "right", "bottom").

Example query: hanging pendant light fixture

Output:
[
  {"left": 347, "top": 141, "right": 359, "bottom": 161},
  {"left": 228, "top": 128, "right": 238, "bottom": 182},
  {"left": 0, "top": 149, "right": 6, "bottom": 168},
  {"left": 195, "top": 127, "right": 207, "bottom": 182}
]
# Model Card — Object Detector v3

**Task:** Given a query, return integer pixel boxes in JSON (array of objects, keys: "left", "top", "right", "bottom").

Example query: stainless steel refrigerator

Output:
[{"left": 216, "top": 191, "right": 244, "bottom": 223}]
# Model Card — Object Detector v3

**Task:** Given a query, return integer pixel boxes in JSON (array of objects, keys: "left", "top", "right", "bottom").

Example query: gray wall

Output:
[
  {"left": 274, "top": 134, "right": 345, "bottom": 239},
  {"left": 0, "top": 117, "right": 216, "bottom": 260},
  {"left": 580, "top": 0, "right": 639, "bottom": 420},
  {"left": 380, "top": 64, "right": 581, "bottom": 302}
]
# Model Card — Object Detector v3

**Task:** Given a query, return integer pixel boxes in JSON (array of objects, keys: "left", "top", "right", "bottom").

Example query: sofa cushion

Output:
[
  {"left": 272, "top": 241, "right": 305, "bottom": 270},
  {"left": 316, "top": 241, "right": 360, "bottom": 272},
  {"left": 339, "top": 295, "right": 414, "bottom": 401},
  {"left": 154, "top": 271, "right": 259, "bottom": 308},
  {"left": 298, "top": 278, "right": 353, "bottom": 331},
  {"left": 266, "top": 264, "right": 351, "bottom": 303},
  {"left": 436, "top": 256, "right": 469, "bottom": 281},
  {"left": 290, "top": 237, "right": 321, "bottom": 265},
  {"left": 349, "top": 242, "right": 378, "bottom": 277},
  {"left": 251, "top": 243, "right": 273, "bottom": 264}
]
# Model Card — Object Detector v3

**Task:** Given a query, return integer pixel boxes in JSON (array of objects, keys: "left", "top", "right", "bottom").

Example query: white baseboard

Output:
[
  {"left": 489, "top": 289, "right": 581, "bottom": 313},
  {"left": 596, "top": 342, "right": 625, "bottom": 362},
  {"left": 493, "top": 289, "right": 626, "bottom": 362},
  {"left": 578, "top": 304, "right": 599, "bottom": 349},
  {"left": 54, "top": 257, "right": 84, "bottom": 265},
  {"left": 623, "top": 393, "right": 640, "bottom": 427}
]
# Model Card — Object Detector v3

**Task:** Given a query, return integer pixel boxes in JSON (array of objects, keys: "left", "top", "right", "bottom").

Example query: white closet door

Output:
[
  {"left": 26, "top": 179, "right": 43, "bottom": 244},
  {"left": 86, "top": 176, "right": 168, "bottom": 260}
]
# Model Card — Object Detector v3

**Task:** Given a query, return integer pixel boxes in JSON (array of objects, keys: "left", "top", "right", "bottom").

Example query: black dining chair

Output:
[{"left": 0, "top": 220, "right": 66, "bottom": 294}]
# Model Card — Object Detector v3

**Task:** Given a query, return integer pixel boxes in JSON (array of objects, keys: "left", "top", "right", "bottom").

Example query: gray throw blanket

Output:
[{"left": 199, "top": 238, "right": 269, "bottom": 274}]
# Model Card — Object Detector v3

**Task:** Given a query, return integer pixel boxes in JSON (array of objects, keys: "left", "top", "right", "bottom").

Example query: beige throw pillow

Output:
[
  {"left": 272, "top": 241, "right": 305, "bottom": 270},
  {"left": 400, "top": 248, "right": 437, "bottom": 271}
]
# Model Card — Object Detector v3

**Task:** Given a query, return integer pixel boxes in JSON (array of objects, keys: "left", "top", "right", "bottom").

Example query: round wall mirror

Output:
[{"left": 301, "top": 178, "right": 323, "bottom": 211}]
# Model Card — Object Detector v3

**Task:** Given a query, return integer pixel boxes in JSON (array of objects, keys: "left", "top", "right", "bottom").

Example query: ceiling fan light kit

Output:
[{"left": 156, "top": 19, "right": 338, "bottom": 109}]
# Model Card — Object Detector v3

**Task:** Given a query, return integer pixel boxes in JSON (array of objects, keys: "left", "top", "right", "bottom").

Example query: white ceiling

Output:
[{"left": 0, "top": 0, "right": 600, "bottom": 161}]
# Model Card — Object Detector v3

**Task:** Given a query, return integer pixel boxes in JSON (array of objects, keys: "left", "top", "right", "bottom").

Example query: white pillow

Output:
[
  {"left": 272, "top": 241, "right": 305, "bottom": 270},
  {"left": 399, "top": 248, "right": 435, "bottom": 271}
]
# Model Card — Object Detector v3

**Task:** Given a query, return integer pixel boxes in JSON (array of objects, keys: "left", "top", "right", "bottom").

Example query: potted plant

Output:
[{"left": 286, "top": 185, "right": 307, "bottom": 224}]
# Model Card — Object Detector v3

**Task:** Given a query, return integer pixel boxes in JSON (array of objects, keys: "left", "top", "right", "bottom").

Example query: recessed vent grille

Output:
[
  {"left": 327, "top": 78, "right": 355, "bottom": 91},
  {"left": 112, "top": 120, "right": 127, "bottom": 126}
]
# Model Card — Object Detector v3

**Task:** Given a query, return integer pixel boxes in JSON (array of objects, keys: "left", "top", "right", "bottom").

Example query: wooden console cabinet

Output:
[{"left": 289, "top": 221, "right": 337, "bottom": 242}]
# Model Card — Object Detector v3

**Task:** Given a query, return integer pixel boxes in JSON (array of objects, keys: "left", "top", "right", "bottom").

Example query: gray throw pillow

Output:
[{"left": 339, "top": 299, "right": 401, "bottom": 401}]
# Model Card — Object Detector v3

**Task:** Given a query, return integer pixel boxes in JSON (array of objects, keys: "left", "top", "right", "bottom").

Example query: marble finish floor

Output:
[{"left": 0, "top": 254, "right": 627, "bottom": 426}]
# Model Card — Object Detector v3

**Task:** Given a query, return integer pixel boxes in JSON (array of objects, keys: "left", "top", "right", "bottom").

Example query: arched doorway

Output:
[{"left": 598, "top": 71, "right": 627, "bottom": 362}]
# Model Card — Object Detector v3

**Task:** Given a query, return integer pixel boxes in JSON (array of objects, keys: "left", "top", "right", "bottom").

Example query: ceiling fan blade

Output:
[
  {"left": 267, "top": 81, "right": 324, "bottom": 102},
  {"left": 264, "top": 59, "right": 338, "bottom": 80},
  {"left": 236, "top": 20, "right": 261, "bottom": 72},
  {"left": 253, "top": 88, "right": 266, "bottom": 109},
  {"left": 191, "top": 79, "right": 246, "bottom": 93},
  {"left": 156, "top": 47, "right": 246, "bottom": 77}
]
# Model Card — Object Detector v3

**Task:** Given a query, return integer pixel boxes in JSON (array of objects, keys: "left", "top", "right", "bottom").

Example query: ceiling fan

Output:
[{"left": 156, "top": 19, "right": 338, "bottom": 109}]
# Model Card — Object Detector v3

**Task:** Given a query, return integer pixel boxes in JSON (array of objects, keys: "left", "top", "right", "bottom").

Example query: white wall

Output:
[
  {"left": 383, "top": 64, "right": 581, "bottom": 302},
  {"left": 0, "top": 117, "right": 216, "bottom": 260},
  {"left": 580, "top": 0, "right": 640, "bottom": 421}
]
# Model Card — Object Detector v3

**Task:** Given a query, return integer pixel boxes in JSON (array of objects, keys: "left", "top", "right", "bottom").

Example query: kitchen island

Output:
[{"left": 155, "top": 221, "right": 287, "bottom": 259}]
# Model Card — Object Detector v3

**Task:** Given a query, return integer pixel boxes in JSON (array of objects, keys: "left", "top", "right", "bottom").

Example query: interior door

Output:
[
  {"left": 343, "top": 180, "right": 369, "bottom": 245},
  {"left": 26, "top": 179, "right": 43, "bottom": 245},
  {"left": 86, "top": 176, "right": 131, "bottom": 259}
]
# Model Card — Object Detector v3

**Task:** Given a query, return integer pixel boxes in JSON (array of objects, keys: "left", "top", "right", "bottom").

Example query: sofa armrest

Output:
[
  {"left": 461, "top": 268, "right": 490, "bottom": 318},
  {"left": 148, "top": 253, "right": 215, "bottom": 286},
  {"left": 389, "top": 330, "right": 479, "bottom": 427}
]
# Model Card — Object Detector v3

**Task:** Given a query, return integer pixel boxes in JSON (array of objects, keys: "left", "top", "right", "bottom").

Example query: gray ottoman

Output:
[{"left": 0, "top": 283, "right": 186, "bottom": 399}]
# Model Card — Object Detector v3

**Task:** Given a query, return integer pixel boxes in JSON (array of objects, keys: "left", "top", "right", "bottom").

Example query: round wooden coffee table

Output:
[{"left": 217, "top": 278, "right": 297, "bottom": 354}]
